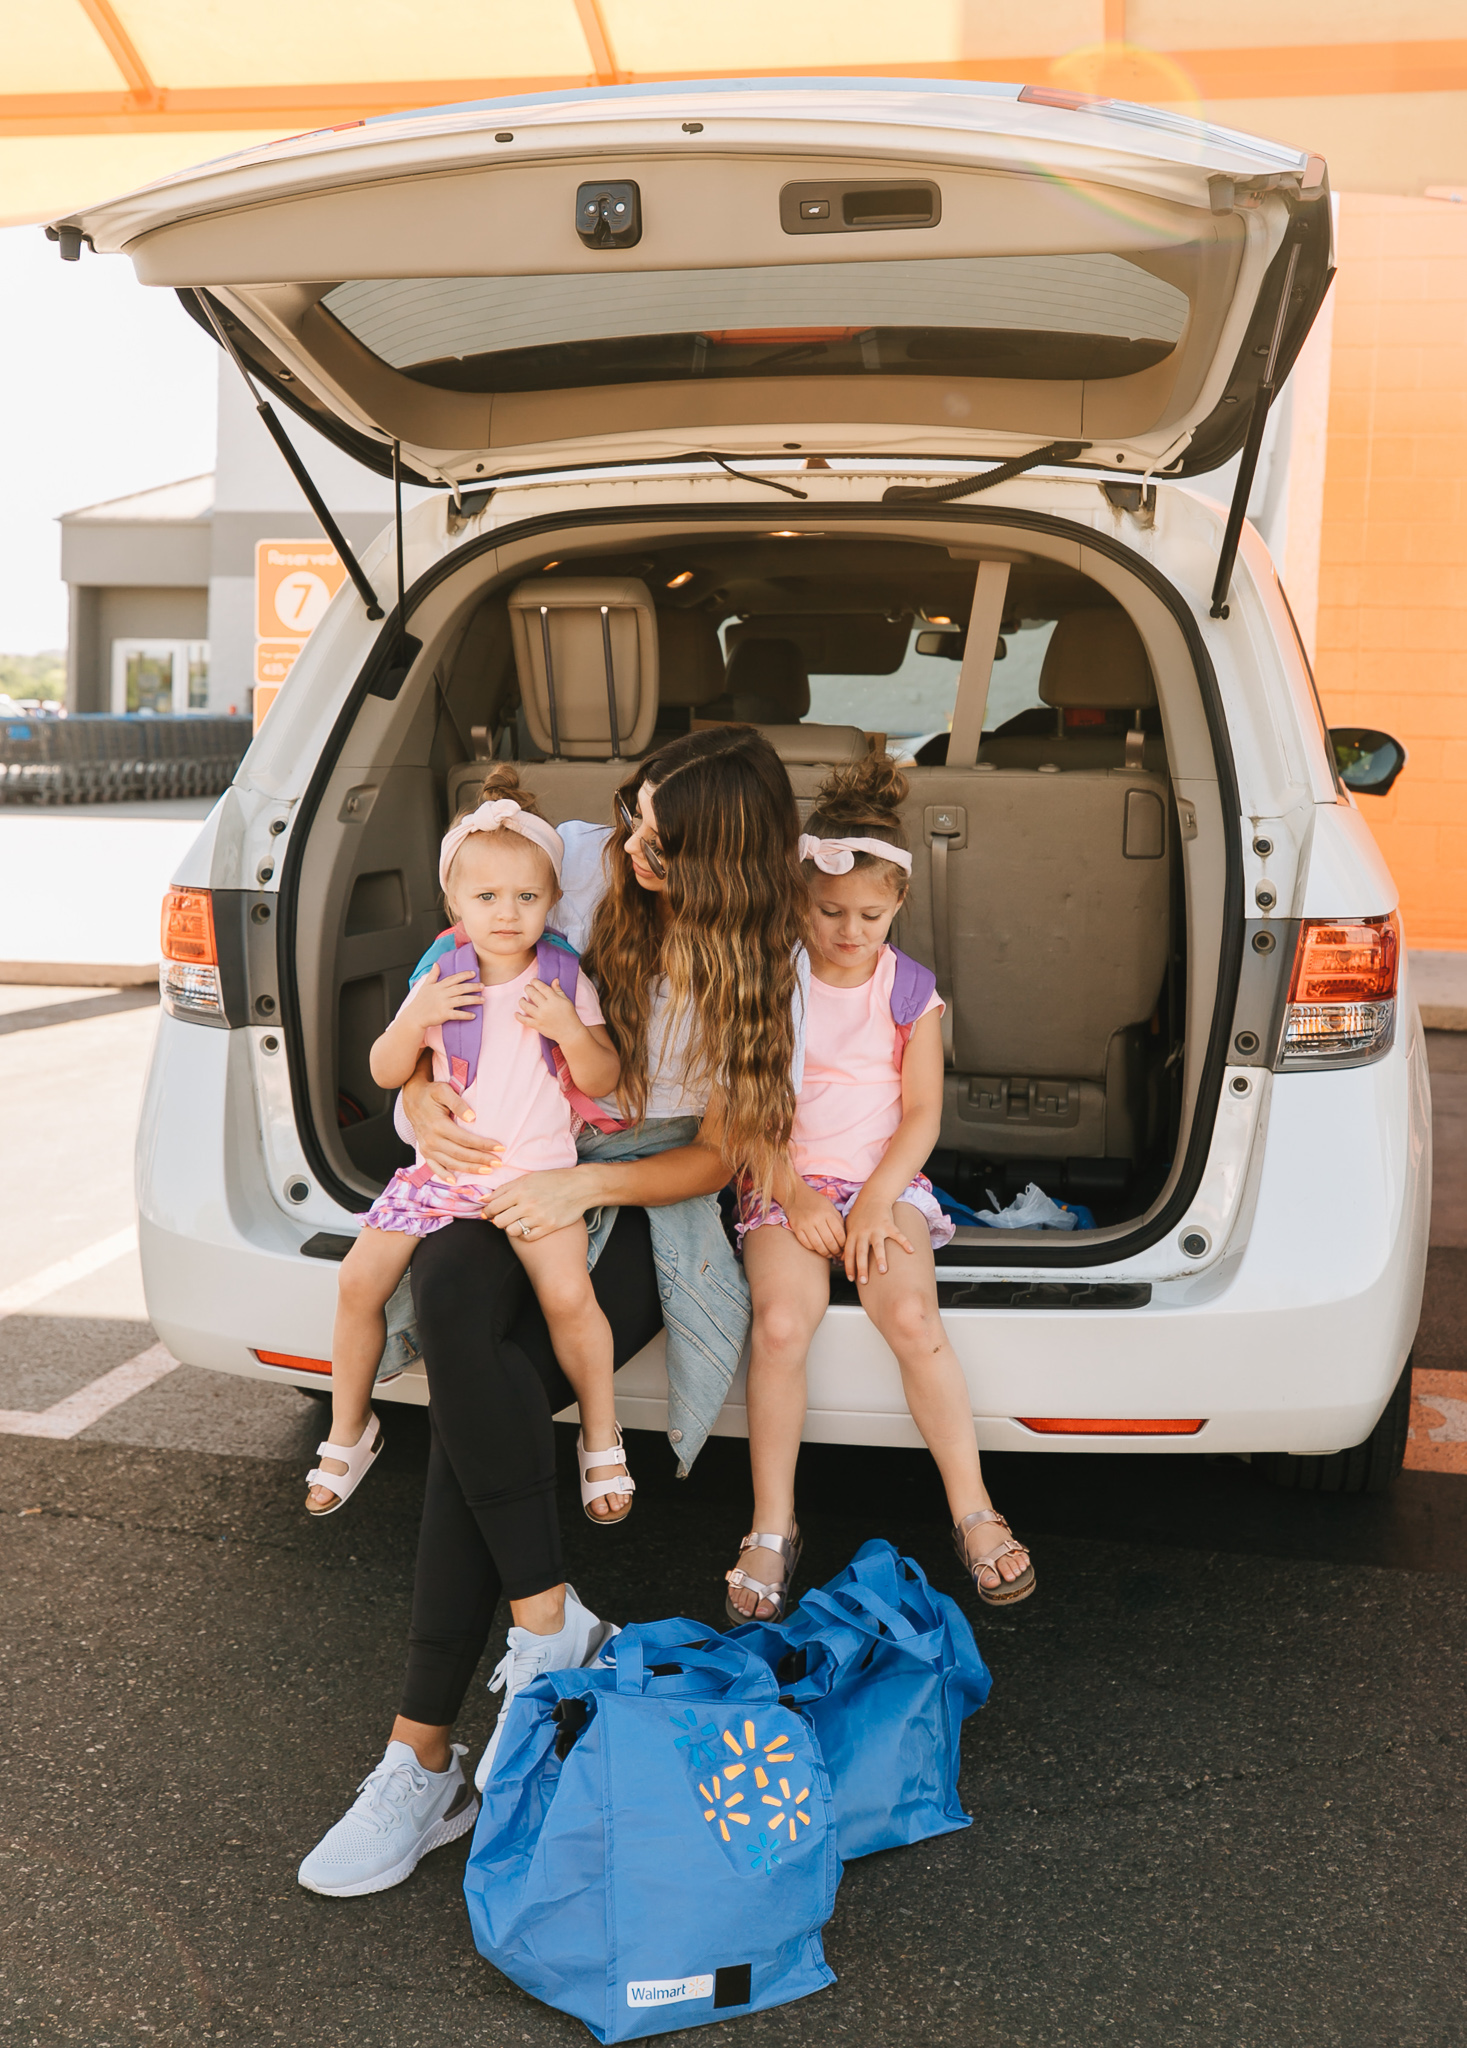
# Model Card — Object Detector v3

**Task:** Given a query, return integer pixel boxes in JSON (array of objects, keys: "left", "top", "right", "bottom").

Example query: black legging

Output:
[{"left": 399, "top": 1208, "right": 662, "bottom": 1726}]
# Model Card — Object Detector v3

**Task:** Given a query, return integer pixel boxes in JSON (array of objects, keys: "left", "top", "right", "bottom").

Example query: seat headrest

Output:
[
  {"left": 760, "top": 723, "right": 867, "bottom": 765},
  {"left": 693, "top": 719, "right": 868, "bottom": 766},
  {"left": 508, "top": 578, "right": 658, "bottom": 759},
  {"left": 1039, "top": 609, "right": 1156, "bottom": 710},
  {"left": 723, "top": 637, "right": 811, "bottom": 723},
  {"left": 656, "top": 609, "right": 726, "bottom": 708}
]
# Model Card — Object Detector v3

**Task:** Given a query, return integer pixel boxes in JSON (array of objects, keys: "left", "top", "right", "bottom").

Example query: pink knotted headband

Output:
[
  {"left": 798, "top": 832, "right": 913, "bottom": 876},
  {"left": 439, "top": 798, "right": 565, "bottom": 893}
]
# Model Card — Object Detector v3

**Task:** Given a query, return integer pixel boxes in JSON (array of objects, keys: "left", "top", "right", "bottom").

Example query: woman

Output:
[{"left": 298, "top": 727, "right": 809, "bottom": 1899}]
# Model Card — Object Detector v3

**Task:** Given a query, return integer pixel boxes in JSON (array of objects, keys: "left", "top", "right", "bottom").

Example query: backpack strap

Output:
[
  {"left": 887, "top": 945, "right": 939, "bottom": 1070},
  {"left": 535, "top": 935, "right": 579, "bottom": 1081},
  {"left": 436, "top": 938, "right": 483, "bottom": 1093}
]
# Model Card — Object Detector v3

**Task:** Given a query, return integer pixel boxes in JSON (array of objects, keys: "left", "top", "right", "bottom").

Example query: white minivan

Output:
[{"left": 65, "top": 77, "right": 1429, "bottom": 1493}]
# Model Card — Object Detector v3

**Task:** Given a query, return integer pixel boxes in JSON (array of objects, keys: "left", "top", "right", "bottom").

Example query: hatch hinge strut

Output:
[
  {"left": 199, "top": 298, "right": 384, "bottom": 621},
  {"left": 1209, "top": 240, "right": 1303, "bottom": 621},
  {"left": 881, "top": 442, "right": 1087, "bottom": 505}
]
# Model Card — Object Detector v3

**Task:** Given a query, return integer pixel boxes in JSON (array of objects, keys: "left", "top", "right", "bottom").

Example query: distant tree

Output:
[{"left": 0, "top": 652, "right": 66, "bottom": 703}]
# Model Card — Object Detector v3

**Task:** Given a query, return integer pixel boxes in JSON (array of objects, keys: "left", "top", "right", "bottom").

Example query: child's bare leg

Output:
[
  {"left": 859, "top": 1204, "right": 1029, "bottom": 1588},
  {"left": 510, "top": 1222, "right": 628, "bottom": 1519},
  {"left": 729, "top": 1224, "right": 830, "bottom": 1618},
  {"left": 306, "top": 1226, "right": 416, "bottom": 1510}
]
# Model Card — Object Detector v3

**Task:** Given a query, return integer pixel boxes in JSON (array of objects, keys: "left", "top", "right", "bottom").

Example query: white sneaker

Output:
[
  {"left": 297, "top": 1740, "right": 479, "bottom": 1898},
  {"left": 474, "top": 1585, "right": 619, "bottom": 1792}
]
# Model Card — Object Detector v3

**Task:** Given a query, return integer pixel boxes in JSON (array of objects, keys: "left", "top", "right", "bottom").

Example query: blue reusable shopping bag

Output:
[
  {"left": 730, "top": 1540, "right": 992, "bottom": 1859},
  {"left": 463, "top": 1620, "right": 841, "bottom": 2043}
]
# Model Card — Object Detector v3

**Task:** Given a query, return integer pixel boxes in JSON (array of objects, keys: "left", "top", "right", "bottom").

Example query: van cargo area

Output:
[{"left": 284, "top": 508, "right": 1232, "bottom": 1258}]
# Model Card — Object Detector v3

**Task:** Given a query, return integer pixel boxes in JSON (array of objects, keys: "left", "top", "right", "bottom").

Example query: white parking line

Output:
[
  {"left": 0, "top": 1340, "right": 179, "bottom": 1439},
  {"left": 0, "top": 1226, "right": 138, "bottom": 1321}
]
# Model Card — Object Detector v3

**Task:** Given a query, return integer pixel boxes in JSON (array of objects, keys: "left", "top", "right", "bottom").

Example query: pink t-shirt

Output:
[
  {"left": 421, "top": 960, "right": 604, "bottom": 1198},
  {"left": 790, "top": 948, "right": 944, "bottom": 1184}
]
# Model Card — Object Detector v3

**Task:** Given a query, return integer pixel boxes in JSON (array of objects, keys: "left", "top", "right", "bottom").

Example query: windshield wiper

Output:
[
  {"left": 882, "top": 441, "right": 1086, "bottom": 504},
  {"left": 693, "top": 453, "right": 809, "bottom": 501}
]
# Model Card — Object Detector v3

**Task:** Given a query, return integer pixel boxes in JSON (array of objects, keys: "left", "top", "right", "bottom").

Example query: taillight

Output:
[
  {"left": 160, "top": 886, "right": 222, "bottom": 1020},
  {"left": 1278, "top": 912, "right": 1399, "bottom": 1068}
]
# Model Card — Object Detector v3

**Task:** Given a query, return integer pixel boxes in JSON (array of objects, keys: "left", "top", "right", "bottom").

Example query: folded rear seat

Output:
[
  {"left": 449, "top": 576, "right": 659, "bottom": 826},
  {"left": 897, "top": 753, "right": 1171, "bottom": 1162}
]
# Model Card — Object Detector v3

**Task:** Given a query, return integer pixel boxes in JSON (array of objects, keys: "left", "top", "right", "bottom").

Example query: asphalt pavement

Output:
[{"left": 4, "top": 995, "right": 1466, "bottom": 2048}]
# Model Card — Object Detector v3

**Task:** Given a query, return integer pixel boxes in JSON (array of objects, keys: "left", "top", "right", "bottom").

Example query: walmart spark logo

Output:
[
  {"left": 693, "top": 1717, "right": 812, "bottom": 1859},
  {"left": 670, "top": 1708, "right": 720, "bottom": 1770}
]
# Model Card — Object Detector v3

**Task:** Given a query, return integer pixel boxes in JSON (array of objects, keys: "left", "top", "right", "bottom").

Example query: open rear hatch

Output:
[{"left": 63, "top": 78, "right": 1332, "bottom": 487}]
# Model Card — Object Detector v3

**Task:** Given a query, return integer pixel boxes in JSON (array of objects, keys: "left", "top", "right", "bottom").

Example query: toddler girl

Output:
[
  {"left": 725, "top": 756, "right": 1034, "bottom": 1619},
  {"left": 304, "top": 766, "right": 634, "bottom": 1526}
]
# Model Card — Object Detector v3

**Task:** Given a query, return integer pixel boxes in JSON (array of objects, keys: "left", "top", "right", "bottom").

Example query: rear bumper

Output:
[{"left": 138, "top": 1016, "right": 1430, "bottom": 1455}]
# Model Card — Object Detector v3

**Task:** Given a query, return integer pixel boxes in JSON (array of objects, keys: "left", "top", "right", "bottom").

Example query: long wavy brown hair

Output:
[{"left": 582, "top": 727, "right": 807, "bottom": 1193}]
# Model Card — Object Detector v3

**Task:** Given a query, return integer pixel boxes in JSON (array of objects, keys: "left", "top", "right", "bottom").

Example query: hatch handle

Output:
[
  {"left": 1209, "top": 241, "right": 1302, "bottom": 621},
  {"left": 198, "top": 297, "right": 384, "bottom": 622},
  {"left": 882, "top": 441, "right": 1085, "bottom": 505}
]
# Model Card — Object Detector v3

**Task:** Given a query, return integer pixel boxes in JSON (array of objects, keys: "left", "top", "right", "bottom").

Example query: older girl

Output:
[
  {"left": 299, "top": 727, "right": 810, "bottom": 1898},
  {"left": 725, "top": 756, "right": 1035, "bottom": 1625}
]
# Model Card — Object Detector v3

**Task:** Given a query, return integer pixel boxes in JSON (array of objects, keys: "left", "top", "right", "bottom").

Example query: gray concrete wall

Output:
[{"left": 60, "top": 519, "right": 210, "bottom": 590}]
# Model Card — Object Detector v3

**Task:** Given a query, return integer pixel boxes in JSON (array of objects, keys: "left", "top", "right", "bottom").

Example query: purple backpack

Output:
[
  {"left": 437, "top": 929, "right": 624, "bottom": 1135},
  {"left": 888, "top": 945, "right": 938, "bottom": 1065}
]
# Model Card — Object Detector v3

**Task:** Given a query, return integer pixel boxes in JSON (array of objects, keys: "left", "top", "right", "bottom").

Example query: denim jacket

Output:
[{"left": 575, "top": 1116, "right": 750, "bottom": 1477}]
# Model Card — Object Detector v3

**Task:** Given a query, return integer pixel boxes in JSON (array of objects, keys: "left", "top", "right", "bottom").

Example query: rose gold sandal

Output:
[
  {"left": 953, "top": 1507, "right": 1036, "bottom": 1607},
  {"left": 725, "top": 1521, "right": 803, "bottom": 1625}
]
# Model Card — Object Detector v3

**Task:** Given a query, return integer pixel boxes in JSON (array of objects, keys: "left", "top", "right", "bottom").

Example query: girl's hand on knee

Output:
[
  {"left": 785, "top": 1182, "right": 845, "bottom": 1259},
  {"left": 844, "top": 1203, "right": 914, "bottom": 1285}
]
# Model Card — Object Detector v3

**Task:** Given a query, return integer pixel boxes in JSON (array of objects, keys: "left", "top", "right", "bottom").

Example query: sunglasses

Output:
[{"left": 615, "top": 791, "right": 667, "bottom": 880}]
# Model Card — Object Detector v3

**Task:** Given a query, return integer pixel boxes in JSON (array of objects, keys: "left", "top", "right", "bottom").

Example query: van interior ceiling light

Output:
[
  {"left": 666, "top": 570, "right": 694, "bottom": 589},
  {"left": 575, "top": 181, "right": 642, "bottom": 250},
  {"left": 1280, "top": 913, "right": 1399, "bottom": 1066},
  {"left": 160, "top": 887, "right": 222, "bottom": 1019}
]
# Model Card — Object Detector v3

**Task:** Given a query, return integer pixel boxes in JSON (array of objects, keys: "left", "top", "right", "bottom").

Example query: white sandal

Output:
[
  {"left": 577, "top": 1425, "right": 635, "bottom": 1525},
  {"left": 305, "top": 1413, "right": 384, "bottom": 1517}
]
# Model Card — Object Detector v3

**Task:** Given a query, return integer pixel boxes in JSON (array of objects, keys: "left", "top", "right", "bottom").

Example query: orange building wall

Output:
[{"left": 1315, "top": 192, "right": 1467, "bottom": 951}]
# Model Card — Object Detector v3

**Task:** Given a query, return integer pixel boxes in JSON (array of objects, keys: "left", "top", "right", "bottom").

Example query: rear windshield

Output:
[{"left": 322, "top": 254, "right": 1188, "bottom": 393}]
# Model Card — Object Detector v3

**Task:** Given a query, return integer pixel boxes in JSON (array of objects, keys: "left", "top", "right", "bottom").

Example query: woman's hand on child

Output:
[
  {"left": 405, "top": 962, "right": 484, "bottom": 1026},
  {"left": 402, "top": 1071, "right": 504, "bottom": 1177},
  {"left": 843, "top": 1197, "right": 915, "bottom": 1285},
  {"left": 483, "top": 1168, "right": 588, "bottom": 1238},
  {"left": 516, "top": 976, "right": 580, "bottom": 1045},
  {"left": 786, "top": 1181, "right": 846, "bottom": 1260}
]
